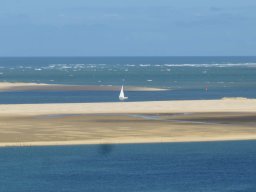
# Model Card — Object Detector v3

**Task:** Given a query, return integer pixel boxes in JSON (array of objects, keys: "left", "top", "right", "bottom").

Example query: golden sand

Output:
[
  {"left": 0, "top": 99, "right": 256, "bottom": 116},
  {"left": 0, "top": 82, "right": 166, "bottom": 92},
  {"left": 0, "top": 99, "right": 255, "bottom": 147}
]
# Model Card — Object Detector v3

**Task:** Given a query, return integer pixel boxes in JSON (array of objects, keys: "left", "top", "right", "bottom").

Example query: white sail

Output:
[
  {"left": 119, "top": 85, "right": 128, "bottom": 101},
  {"left": 119, "top": 86, "right": 124, "bottom": 98}
]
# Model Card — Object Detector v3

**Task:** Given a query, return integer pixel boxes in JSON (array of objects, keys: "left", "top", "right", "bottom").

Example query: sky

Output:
[{"left": 0, "top": 0, "right": 255, "bottom": 56}]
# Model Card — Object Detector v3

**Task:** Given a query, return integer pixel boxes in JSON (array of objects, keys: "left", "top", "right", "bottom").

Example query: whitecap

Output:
[
  {"left": 140, "top": 64, "right": 151, "bottom": 67},
  {"left": 163, "top": 63, "right": 256, "bottom": 68}
]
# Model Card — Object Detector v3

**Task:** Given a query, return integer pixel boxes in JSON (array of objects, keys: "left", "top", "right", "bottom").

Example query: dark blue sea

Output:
[
  {"left": 0, "top": 141, "right": 256, "bottom": 192},
  {"left": 0, "top": 56, "right": 256, "bottom": 103}
]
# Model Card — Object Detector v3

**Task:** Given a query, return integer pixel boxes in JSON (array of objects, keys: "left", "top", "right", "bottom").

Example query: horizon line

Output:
[{"left": 0, "top": 56, "right": 256, "bottom": 58}]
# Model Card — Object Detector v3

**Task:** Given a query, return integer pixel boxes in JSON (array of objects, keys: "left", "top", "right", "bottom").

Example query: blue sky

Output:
[{"left": 0, "top": 0, "right": 255, "bottom": 56}]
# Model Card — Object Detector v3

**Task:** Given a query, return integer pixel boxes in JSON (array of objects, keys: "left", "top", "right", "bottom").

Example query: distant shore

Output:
[
  {"left": 0, "top": 82, "right": 167, "bottom": 92},
  {"left": 0, "top": 99, "right": 256, "bottom": 147}
]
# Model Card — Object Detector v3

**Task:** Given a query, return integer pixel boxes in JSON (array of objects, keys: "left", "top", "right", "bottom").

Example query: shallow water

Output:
[
  {"left": 0, "top": 86, "right": 255, "bottom": 104},
  {"left": 1, "top": 56, "right": 256, "bottom": 103},
  {"left": 0, "top": 141, "right": 256, "bottom": 192},
  {"left": 1, "top": 56, "right": 256, "bottom": 89}
]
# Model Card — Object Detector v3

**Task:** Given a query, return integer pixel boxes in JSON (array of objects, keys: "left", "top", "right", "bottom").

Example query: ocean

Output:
[
  {"left": 0, "top": 141, "right": 256, "bottom": 192},
  {"left": 1, "top": 57, "right": 256, "bottom": 192},
  {"left": 0, "top": 56, "right": 256, "bottom": 103}
]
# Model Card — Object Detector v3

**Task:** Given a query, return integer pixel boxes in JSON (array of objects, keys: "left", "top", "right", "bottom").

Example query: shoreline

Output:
[
  {"left": 0, "top": 99, "right": 256, "bottom": 116},
  {"left": 1, "top": 136, "right": 256, "bottom": 148},
  {"left": 0, "top": 82, "right": 167, "bottom": 92}
]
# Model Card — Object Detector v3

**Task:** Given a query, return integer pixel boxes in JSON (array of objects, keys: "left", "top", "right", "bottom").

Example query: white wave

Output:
[
  {"left": 42, "top": 64, "right": 103, "bottom": 71},
  {"left": 6, "top": 62, "right": 256, "bottom": 73},
  {"left": 163, "top": 63, "right": 256, "bottom": 68},
  {"left": 139, "top": 64, "right": 151, "bottom": 67},
  {"left": 125, "top": 64, "right": 135, "bottom": 67}
]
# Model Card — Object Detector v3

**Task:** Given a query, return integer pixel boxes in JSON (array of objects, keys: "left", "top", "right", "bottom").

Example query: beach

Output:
[
  {"left": 2, "top": 1, "right": 256, "bottom": 190},
  {"left": 0, "top": 99, "right": 256, "bottom": 147}
]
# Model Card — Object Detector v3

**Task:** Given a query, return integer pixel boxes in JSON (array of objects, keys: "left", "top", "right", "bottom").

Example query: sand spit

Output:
[
  {"left": 0, "top": 100, "right": 255, "bottom": 147},
  {"left": 0, "top": 99, "right": 256, "bottom": 116},
  {"left": 0, "top": 82, "right": 167, "bottom": 92}
]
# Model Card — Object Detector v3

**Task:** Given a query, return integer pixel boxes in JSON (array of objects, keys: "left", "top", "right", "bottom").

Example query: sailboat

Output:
[{"left": 119, "top": 85, "right": 128, "bottom": 101}]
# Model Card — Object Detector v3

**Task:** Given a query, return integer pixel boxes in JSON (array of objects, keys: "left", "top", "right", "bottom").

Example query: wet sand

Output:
[
  {"left": 0, "top": 110, "right": 256, "bottom": 147},
  {"left": 0, "top": 99, "right": 255, "bottom": 146}
]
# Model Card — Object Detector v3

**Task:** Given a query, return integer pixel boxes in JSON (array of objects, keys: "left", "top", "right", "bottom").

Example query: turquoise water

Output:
[
  {"left": 0, "top": 56, "right": 256, "bottom": 103},
  {"left": 0, "top": 141, "right": 256, "bottom": 192}
]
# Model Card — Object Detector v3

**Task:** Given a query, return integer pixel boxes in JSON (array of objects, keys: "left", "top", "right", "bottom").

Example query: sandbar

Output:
[
  {"left": 0, "top": 82, "right": 166, "bottom": 92},
  {"left": 0, "top": 99, "right": 256, "bottom": 116},
  {"left": 0, "top": 99, "right": 255, "bottom": 147}
]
